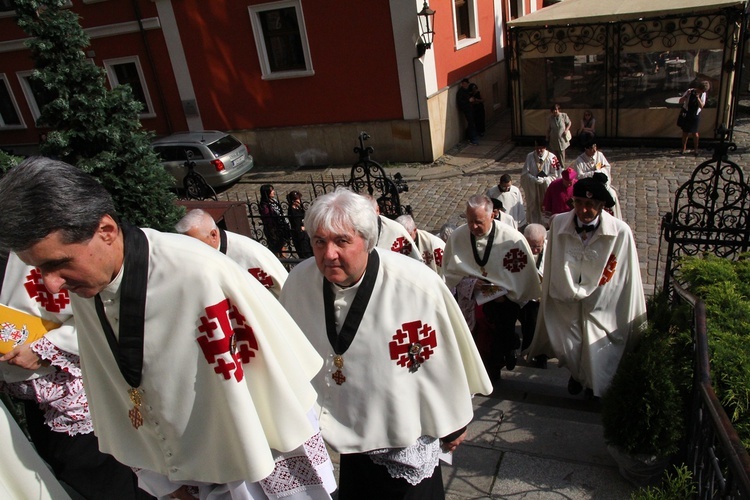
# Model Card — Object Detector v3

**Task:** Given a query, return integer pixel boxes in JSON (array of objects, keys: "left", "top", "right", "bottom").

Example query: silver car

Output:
[{"left": 151, "top": 131, "right": 254, "bottom": 189}]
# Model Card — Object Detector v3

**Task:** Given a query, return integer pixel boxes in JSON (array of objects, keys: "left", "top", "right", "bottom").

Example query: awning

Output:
[{"left": 507, "top": 0, "right": 748, "bottom": 27}]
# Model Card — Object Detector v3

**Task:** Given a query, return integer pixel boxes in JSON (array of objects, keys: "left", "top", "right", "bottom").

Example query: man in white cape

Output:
[
  {"left": 443, "top": 195, "right": 542, "bottom": 380},
  {"left": 364, "top": 195, "right": 423, "bottom": 262},
  {"left": 528, "top": 176, "right": 647, "bottom": 398},
  {"left": 521, "top": 140, "right": 561, "bottom": 225},
  {"left": 487, "top": 174, "right": 526, "bottom": 227},
  {"left": 572, "top": 143, "right": 623, "bottom": 219},
  {"left": 0, "top": 252, "right": 148, "bottom": 498},
  {"left": 0, "top": 157, "right": 335, "bottom": 500},
  {"left": 280, "top": 188, "right": 491, "bottom": 499},
  {"left": 395, "top": 214, "right": 446, "bottom": 276},
  {"left": 176, "top": 208, "right": 288, "bottom": 298}
]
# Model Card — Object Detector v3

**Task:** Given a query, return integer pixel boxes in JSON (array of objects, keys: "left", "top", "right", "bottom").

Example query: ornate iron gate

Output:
[
  {"left": 661, "top": 126, "right": 750, "bottom": 290},
  {"left": 346, "top": 132, "right": 411, "bottom": 219}
]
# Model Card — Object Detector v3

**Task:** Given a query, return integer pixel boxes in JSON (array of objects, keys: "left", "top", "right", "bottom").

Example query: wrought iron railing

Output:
[{"left": 672, "top": 282, "right": 750, "bottom": 498}]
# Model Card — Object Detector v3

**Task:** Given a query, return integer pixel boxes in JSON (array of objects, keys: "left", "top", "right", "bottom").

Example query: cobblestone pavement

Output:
[{"left": 224, "top": 112, "right": 750, "bottom": 297}]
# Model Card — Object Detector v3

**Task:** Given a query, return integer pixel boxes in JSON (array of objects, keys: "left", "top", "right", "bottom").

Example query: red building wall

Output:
[
  {"left": 432, "top": 0, "right": 500, "bottom": 89},
  {"left": 173, "top": 0, "right": 405, "bottom": 130}
]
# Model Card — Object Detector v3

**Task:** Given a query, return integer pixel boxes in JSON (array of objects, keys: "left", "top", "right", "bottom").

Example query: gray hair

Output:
[
  {"left": 305, "top": 188, "right": 378, "bottom": 252},
  {"left": 0, "top": 157, "right": 116, "bottom": 252},
  {"left": 439, "top": 223, "right": 456, "bottom": 242},
  {"left": 395, "top": 214, "right": 416, "bottom": 235},
  {"left": 467, "top": 194, "right": 493, "bottom": 215},
  {"left": 524, "top": 223, "right": 547, "bottom": 242},
  {"left": 175, "top": 208, "right": 217, "bottom": 236}
]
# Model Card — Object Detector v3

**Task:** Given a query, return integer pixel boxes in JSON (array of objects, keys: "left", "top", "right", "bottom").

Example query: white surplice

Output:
[
  {"left": 572, "top": 150, "right": 623, "bottom": 219},
  {"left": 521, "top": 150, "right": 561, "bottom": 224},
  {"left": 487, "top": 184, "right": 527, "bottom": 227}
]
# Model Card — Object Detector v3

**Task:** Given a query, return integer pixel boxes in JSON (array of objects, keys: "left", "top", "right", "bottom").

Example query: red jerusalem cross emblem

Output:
[
  {"left": 599, "top": 254, "right": 618, "bottom": 286},
  {"left": 389, "top": 320, "right": 437, "bottom": 372},
  {"left": 433, "top": 248, "right": 444, "bottom": 268},
  {"left": 391, "top": 237, "right": 413, "bottom": 256},
  {"left": 197, "top": 298, "right": 258, "bottom": 382},
  {"left": 24, "top": 268, "right": 70, "bottom": 313},
  {"left": 248, "top": 268, "right": 274, "bottom": 289},
  {"left": 503, "top": 248, "right": 528, "bottom": 273}
]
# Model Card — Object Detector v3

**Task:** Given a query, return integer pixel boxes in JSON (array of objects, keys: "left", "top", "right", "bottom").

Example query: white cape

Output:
[
  {"left": 280, "top": 249, "right": 491, "bottom": 453},
  {"left": 528, "top": 211, "right": 647, "bottom": 396},
  {"left": 73, "top": 229, "right": 324, "bottom": 484}
]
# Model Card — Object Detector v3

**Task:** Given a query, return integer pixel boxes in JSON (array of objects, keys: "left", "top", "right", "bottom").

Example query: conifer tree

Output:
[{"left": 14, "top": 0, "right": 183, "bottom": 230}]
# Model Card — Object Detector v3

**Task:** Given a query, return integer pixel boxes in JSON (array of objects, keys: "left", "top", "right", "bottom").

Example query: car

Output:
[{"left": 151, "top": 130, "right": 254, "bottom": 189}]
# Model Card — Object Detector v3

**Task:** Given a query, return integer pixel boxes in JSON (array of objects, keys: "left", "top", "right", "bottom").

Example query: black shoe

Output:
[
  {"left": 504, "top": 352, "right": 517, "bottom": 371},
  {"left": 533, "top": 355, "right": 548, "bottom": 369},
  {"left": 567, "top": 377, "right": 583, "bottom": 395}
]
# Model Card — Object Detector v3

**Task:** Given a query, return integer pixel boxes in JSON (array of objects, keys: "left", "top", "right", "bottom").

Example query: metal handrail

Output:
[{"left": 673, "top": 281, "right": 750, "bottom": 497}]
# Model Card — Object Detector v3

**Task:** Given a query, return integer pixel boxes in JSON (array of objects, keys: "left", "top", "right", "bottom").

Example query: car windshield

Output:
[{"left": 207, "top": 135, "right": 242, "bottom": 157}]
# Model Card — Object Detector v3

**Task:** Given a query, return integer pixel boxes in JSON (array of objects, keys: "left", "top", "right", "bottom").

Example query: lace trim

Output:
[
  {"left": 3, "top": 340, "right": 92, "bottom": 436},
  {"left": 260, "top": 432, "right": 328, "bottom": 498},
  {"left": 31, "top": 337, "right": 81, "bottom": 377},
  {"left": 368, "top": 436, "right": 440, "bottom": 485}
]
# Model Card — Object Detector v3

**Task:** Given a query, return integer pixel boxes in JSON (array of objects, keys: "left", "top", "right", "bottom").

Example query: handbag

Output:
[
  {"left": 564, "top": 130, "right": 572, "bottom": 141},
  {"left": 677, "top": 107, "right": 688, "bottom": 128}
]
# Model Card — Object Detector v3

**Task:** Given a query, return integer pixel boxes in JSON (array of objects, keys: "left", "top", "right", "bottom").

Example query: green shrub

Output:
[
  {"left": 631, "top": 464, "right": 696, "bottom": 500},
  {"left": 602, "top": 299, "right": 693, "bottom": 456}
]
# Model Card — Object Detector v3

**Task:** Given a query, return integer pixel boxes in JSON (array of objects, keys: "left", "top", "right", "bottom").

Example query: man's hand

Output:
[
  {"left": 0, "top": 343, "right": 45, "bottom": 370},
  {"left": 441, "top": 430, "right": 467, "bottom": 453}
]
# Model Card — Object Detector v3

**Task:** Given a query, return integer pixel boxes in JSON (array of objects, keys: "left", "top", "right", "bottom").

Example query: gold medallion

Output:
[
  {"left": 128, "top": 387, "right": 143, "bottom": 429},
  {"left": 333, "top": 354, "right": 344, "bottom": 369}
]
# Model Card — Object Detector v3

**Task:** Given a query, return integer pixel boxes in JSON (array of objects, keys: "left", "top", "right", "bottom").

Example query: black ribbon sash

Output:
[
  {"left": 574, "top": 219, "right": 600, "bottom": 234},
  {"left": 219, "top": 227, "right": 228, "bottom": 254},
  {"left": 323, "top": 250, "right": 379, "bottom": 355},
  {"left": 470, "top": 221, "right": 496, "bottom": 269},
  {"left": 94, "top": 223, "right": 149, "bottom": 388}
]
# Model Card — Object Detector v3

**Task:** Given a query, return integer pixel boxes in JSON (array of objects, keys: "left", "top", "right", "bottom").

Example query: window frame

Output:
[
  {"left": 453, "top": 0, "right": 481, "bottom": 50},
  {"left": 0, "top": 73, "right": 25, "bottom": 130},
  {"left": 248, "top": 0, "right": 315, "bottom": 80},
  {"left": 103, "top": 56, "right": 156, "bottom": 118}
]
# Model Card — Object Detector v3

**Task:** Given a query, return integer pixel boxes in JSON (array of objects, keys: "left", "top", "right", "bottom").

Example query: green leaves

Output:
[{"left": 13, "top": 0, "right": 183, "bottom": 231}]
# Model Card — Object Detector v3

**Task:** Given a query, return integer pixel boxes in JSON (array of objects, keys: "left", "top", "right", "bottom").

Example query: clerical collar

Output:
[
  {"left": 332, "top": 270, "right": 366, "bottom": 292},
  {"left": 99, "top": 259, "right": 125, "bottom": 304}
]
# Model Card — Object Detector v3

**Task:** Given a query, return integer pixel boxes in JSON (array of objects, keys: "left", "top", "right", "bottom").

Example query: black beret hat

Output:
[{"left": 573, "top": 176, "right": 616, "bottom": 208}]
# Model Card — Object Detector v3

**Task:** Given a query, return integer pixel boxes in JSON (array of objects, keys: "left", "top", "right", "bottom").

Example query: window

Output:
[
  {"left": 453, "top": 0, "right": 479, "bottom": 49},
  {"left": 18, "top": 71, "right": 56, "bottom": 125},
  {"left": 103, "top": 57, "right": 155, "bottom": 118},
  {"left": 249, "top": 0, "right": 314, "bottom": 80},
  {"left": 0, "top": 74, "right": 24, "bottom": 129}
]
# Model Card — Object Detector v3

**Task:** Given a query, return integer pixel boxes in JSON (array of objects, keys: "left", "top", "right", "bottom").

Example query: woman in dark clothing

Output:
[
  {"left": 286, "top": 190, "right": 313, "bottom": 258},
  {"left": 259, "top": 184, "right": 290, "bottom": 257}
]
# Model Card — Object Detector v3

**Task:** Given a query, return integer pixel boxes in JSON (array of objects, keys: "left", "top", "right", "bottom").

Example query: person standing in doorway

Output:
[
  {"left": 679, "top": 81, "right": 710, "bottom": 156},
  {"left": 547, "top": 103, "right": 572, "bottom": 166}
]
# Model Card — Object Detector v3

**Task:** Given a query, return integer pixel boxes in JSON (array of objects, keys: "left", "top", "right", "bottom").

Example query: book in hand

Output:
[
  {"left": 473, "top": 282, "right": 508, "bottom": 305},
  {"left": 0, "top": 304, "right": 61, "bottom": 355}
]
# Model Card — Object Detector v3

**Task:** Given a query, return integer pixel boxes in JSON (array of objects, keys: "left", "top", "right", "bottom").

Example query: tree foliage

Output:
[{"left": 13, "top": 0, "right": 183, "bottom": 230}]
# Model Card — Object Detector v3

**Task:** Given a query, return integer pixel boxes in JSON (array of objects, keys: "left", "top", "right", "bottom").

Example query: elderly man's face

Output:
[
  {"left": 466, "top": 206, "right": 493, "bottom": 237},
  {"left": 573, "top": 197, "right": 604, "bottom": 224},
  {"left": 526, "top": 236, "right": 545, "bottom": 255},
  {"left": 312, "top": 226, "right": 369, "bottom": 287},
  {"left": 16, "top": 215, "right": 122, "bottom": 298}
]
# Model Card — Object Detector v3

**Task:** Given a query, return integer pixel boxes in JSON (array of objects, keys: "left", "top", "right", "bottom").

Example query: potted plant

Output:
[{"left": 601, "top": 292, "right": 693, "bottom": 486}]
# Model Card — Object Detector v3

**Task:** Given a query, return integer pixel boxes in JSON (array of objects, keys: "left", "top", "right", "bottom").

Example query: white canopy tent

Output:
[{"left": 506, "top": 0, "right": 749, "bottom": 143}]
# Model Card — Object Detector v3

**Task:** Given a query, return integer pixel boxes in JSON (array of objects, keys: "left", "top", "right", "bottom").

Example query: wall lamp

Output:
[{"left": 417, "top": 1, "right": 436, "bottom": 57}]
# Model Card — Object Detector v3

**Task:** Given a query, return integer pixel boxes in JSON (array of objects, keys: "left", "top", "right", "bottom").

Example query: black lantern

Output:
[{"left": 417, "top": 1, "right": 435, "bottom": 57}]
